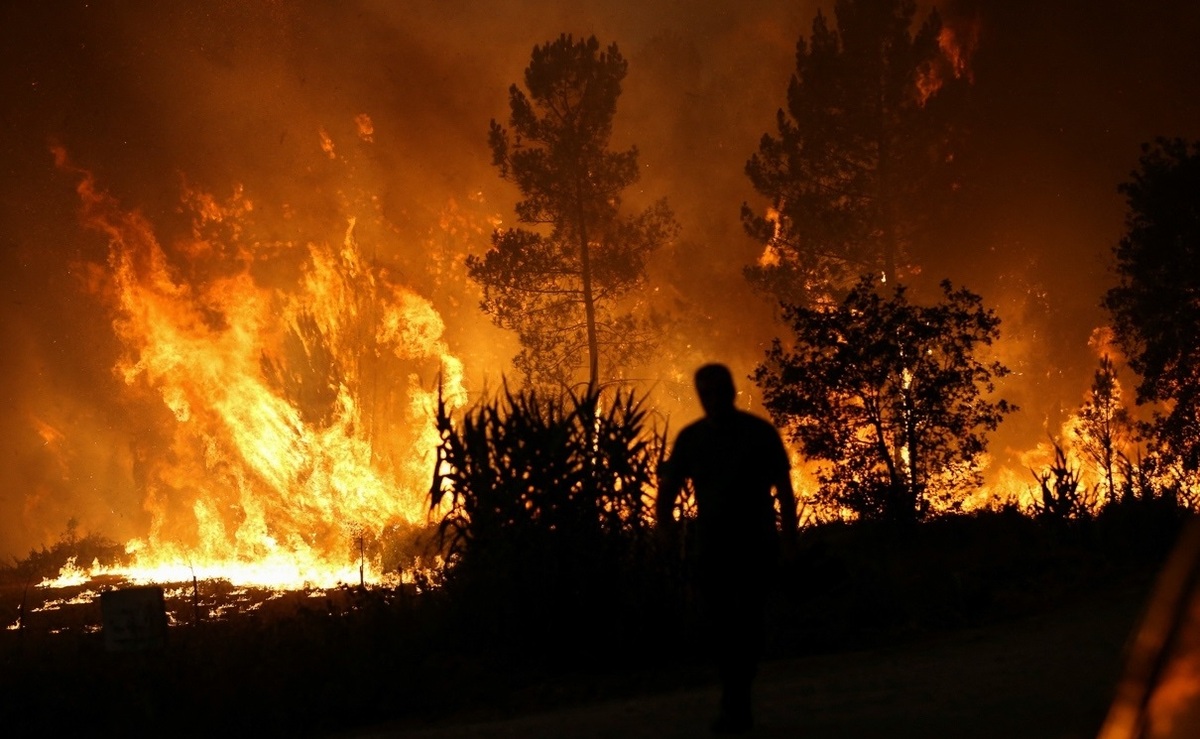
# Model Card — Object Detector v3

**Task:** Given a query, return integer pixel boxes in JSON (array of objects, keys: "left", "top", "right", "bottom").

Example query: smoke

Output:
[{"left": 1, "top": 0, "right": 1198, "bottom": 558}]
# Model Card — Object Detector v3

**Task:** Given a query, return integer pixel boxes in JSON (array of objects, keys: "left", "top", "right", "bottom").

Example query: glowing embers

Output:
[{"left": 7, "top": 574, "right": 362, "bottom": 635}]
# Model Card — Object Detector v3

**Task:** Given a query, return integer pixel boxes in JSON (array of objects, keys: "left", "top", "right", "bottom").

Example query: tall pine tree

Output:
[
  {"left": 743, "top": 0, "right": 966, "bottom": 304},
  {"left": 470, "top": 35, "right": 677, "bottom": 391}
]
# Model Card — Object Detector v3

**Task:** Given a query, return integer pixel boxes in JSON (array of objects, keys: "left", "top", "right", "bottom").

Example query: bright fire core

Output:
[{"left": 46, "top": 130, "right": 466, "bottom": 590}]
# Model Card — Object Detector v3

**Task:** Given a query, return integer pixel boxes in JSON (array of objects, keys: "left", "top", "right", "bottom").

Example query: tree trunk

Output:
[
  {"left": 576, "top": 191, "right": 600, "bottom": 392},
  {"left": 905, "top": 408, "right": 921, "bottom": 519},
  {"left": 878, "top": 114, "right": 899, "bottom": 284}
]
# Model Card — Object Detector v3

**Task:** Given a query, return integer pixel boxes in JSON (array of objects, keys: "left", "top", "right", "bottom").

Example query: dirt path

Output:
[{"left": 351, "top": 587, "right": 1145, "bottom": 739}]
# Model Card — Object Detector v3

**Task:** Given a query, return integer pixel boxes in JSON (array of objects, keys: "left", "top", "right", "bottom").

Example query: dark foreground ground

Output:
[
  {"left": 350, "top": 582, "right": 1146, "bottom": 739},
  {"left": 4, "top": 510, "right": 1178, "bottom": 738}
]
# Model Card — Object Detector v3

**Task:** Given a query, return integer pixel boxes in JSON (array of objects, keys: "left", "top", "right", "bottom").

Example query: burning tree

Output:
[
  {"left": 742, "top": 0, "right": 969, "bottom": 303},
  {"left": 1104, "top": 138, "right": 1200, "bottom": 470},
  {"left": 754, "top": 276, "right": 1013, "bottom": 521},
  {"left": 469, "top": 34, "right": 678, "bottom": 391},
  {"left": 1070, "top": 354, "right": 1134, "bottom": 502}
]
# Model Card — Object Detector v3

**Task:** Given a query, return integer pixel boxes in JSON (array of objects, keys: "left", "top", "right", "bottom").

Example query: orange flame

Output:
[
  {"left": 355, "top": 113, "right": 375, "bottom": 143},
  {"left": 916, "top": 12, "right": 981, "bottom": 106},
  {"left": 48, "top": 139, "right": 465, "bottom": 590},
  {"left": 938, "top": 16, "right": 979, "bottom": 84}
]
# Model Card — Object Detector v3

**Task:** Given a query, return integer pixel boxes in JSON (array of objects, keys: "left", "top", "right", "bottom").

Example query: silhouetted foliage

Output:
[
  {"left": 1104, "top": 137, "right": 1200, "bottom": 469},
  {"left": 1113, "top": 450, "right": 1182, "bottom": 509},
  {"left": 1096, "top": 452, "right": 1191, "bottom": 559},
  {"left": 743, "top": 0, "right": 967, "bottom": 303},
  {"left": 429, "top": 383, "right": 671, "bottom": 657},
  {"left": 470, "top": 34, "right": 678, "bottom": 390},
  {"left": 2, "top": 520, "right": 127, "bottom": 584},
  {"left": 1030, "top": 438, "right": 1096, "bottom": 525},
  {"left": 755, "top": 275, "right": 1013, "bottom": 521},
  {"left": 1109, "top": 446, "right": 1200, "bottom": 512}
]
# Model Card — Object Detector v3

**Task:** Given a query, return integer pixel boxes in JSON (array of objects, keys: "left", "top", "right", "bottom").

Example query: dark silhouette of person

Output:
[{"left": 658, "top": 363, "right": 798, "bottom": 734}]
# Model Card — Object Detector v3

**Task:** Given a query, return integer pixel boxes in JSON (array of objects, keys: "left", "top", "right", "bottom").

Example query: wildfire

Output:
[
  {"left": 757, "top": 206, "right": 785, "bottom": 268},
  {"left": 938, "top": 13, "right": 980, "bottom": 84},
  {"left": 44, "top": 127, "right": 466, "bottom": 591},
  {"left": 916, "top": 11, "right": 981, "bottom": 106}
]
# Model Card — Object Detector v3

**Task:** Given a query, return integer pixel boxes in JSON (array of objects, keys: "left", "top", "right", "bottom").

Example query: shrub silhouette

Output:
[
  {"left": 3, "top": 520, "right": 128, "bottom": 586},
  {"left": 429, "top": 384, "right": 671, "bottom": 662},
  {"left": 1031, "top": 438, "right": 1096, "bottom": 525}
]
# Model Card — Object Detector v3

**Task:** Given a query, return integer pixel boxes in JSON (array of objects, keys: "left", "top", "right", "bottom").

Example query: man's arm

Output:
[
  {"left": 775, "top": 470, "right": 799, "bottom": 560},
  {"left": 656, "top": 459, "right": 683, "bottom": 537}
]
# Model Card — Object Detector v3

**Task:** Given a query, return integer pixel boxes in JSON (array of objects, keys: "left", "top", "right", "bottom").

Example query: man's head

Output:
[{"left": 694, "top": 363, "right": 736, "bottom": 417}]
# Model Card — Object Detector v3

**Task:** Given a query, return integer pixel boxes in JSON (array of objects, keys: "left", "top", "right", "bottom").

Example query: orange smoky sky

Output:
[{"left": 0, "top": 0, "right": 1198, "bottom": 559}]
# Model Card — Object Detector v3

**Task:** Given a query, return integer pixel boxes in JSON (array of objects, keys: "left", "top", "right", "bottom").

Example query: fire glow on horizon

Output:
[{"left": 36, "top": 125, "right": 1132, "bottom": 591}]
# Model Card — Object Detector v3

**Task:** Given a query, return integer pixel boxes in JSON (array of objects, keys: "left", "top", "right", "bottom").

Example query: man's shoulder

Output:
[
  {"left": 674, "top": 418, "right": 707, "bottom": 443},
  {"left": 733, "top": 409, "right": 780, "bottom": 433},
  {"left": 677, "top": 410, "right": 780, "bottom": 438}
]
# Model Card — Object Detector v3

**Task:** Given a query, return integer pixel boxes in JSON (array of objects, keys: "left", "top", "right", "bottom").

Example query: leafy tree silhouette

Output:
[
  {"left": 755, "top": 275, "right": 1013, "bottom": 521},
  {"left": 1104, "top": 138, "right": 1200, "bottom": 470}
]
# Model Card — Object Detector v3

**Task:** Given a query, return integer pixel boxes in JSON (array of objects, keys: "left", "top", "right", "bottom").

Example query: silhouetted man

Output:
[{"left": 658, "top": 363, "right": 798, "bottom": 734}]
